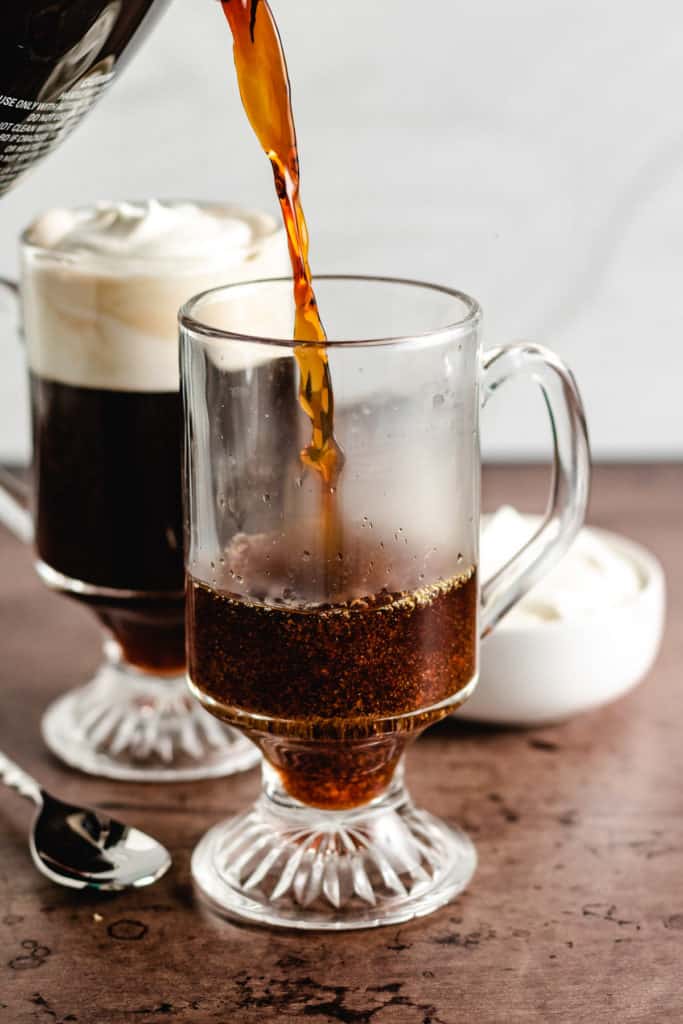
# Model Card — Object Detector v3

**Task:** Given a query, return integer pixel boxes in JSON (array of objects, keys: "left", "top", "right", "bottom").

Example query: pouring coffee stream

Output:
[{"left": 221, "top": 0, "right": 344, "bottom": 569}]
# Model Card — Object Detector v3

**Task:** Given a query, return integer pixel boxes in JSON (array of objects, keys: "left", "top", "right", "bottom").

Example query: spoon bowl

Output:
[
  {"left": 31, "top": 792, "right": 172, "bottom": 891},
  {"left": 1, "top": 751, "right": 171, "bottom": 891}
]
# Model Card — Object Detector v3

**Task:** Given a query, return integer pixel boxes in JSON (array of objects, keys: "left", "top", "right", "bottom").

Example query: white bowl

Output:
[{"left": 456, "top": 528, "right": 666, "bottom": 727}]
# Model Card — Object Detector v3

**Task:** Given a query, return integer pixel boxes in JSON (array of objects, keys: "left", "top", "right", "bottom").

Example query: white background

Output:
[{"left": 1, "top": 0, "right": 682, "bottom": 462}]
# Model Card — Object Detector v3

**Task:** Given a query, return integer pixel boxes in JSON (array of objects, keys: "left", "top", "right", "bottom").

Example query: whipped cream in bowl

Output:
[
  {"left": 22, "top": 199, "right": 290, "bottom": 393},
  {"left": 480, "top": 506, "right": 643, "bottom": 627},
  {"left": 455, "top": 506, "right": 666, "bottom": 726}
]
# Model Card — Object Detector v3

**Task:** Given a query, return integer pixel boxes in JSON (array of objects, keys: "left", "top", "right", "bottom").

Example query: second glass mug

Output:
[
  {"left": 181, "top": 275, "right": 591, "bottom": 929},
  {"left": 0, "top": 200, "right": 290, "bottom": 781}
]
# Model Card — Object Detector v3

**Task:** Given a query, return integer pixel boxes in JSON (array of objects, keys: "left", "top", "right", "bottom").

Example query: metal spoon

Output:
[{"left": 0, "top": 750, "right": 171, "bottom": 891}]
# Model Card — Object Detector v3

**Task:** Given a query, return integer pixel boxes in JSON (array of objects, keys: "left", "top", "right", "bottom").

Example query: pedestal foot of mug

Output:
[
  {"left": 191, "top": 774, "right": 476, "bottom": 930},
  {"left": 41, "top": 662, "right": 260, "bottom": 782}
]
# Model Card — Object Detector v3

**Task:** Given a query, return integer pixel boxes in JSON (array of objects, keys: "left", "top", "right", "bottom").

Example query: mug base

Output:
[
  {"left": 41, "top": 662, "right": 260, "bottom": 783},
  {"left": 191, "top": 776, "right": 476, "bottom": 930}
]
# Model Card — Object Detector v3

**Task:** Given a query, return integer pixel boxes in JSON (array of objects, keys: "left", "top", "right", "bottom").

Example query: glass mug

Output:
[
  {"left": 0, "top": 200, "right": 288, "bottom": 781},
  {"left": 181, "top": 275, "right": 590, "bottom": 929}
]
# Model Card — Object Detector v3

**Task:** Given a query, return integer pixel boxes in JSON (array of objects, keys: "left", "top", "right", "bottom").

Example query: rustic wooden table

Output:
[{"left": 0, "top": 465, "right": 681, "bottom": 1024}]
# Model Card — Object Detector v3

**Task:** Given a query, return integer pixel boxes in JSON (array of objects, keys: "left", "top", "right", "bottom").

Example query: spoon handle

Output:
[{"left": 0, "top": 751, "right": 43, "bottom": 806}]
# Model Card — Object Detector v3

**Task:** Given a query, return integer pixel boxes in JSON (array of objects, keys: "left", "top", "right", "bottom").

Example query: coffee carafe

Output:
[{"left": 0, "top": 0, "right": 173, "bottom": 196}]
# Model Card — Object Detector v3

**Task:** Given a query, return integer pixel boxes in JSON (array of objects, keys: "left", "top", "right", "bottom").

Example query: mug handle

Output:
[
  {"left": 480, "top": 342, "right": 591, "bottom": 636},
  {"left": 0, "top": 278, "right": 32, "bottom": 544}
]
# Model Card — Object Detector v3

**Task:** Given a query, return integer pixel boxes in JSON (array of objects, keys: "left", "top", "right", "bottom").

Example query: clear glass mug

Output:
[
  {"left": 181, "top": 275, "right": 590, "bottom": 929},
  {"left": 0, "top": 201, "right": 288, "bottom": 781}
]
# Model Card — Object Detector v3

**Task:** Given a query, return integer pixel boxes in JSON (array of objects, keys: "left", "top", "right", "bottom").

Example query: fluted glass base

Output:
[
  {"left": 192, "top": 763, "right": 476, "bottom": 930},
  {"left": 41, "top": 657, "right": 260, "bottom": 782}
]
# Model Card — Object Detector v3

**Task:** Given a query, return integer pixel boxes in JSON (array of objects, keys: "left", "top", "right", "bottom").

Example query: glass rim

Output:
[
  {"left": 19, "top": 199, "right": 284, "bottom": 270},
  {"left": 179, "top": 274, "right": 482, "bottom": 350}
]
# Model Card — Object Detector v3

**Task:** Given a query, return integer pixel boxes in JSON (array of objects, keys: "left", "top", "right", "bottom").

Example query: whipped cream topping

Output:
[
  {"left": 28, "top": 200, "right": 276, "bottom": 267},
  {"left": 481, "top": 506, "right": 642, "bottom": 627},
  {"left": 22, "top": 200, "right": 290, "bottom": 392}
]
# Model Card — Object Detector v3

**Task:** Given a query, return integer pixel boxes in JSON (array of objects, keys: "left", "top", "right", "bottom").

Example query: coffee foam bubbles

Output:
[{"left": 23, "top": 200, "right": 291, "bottom": 392}]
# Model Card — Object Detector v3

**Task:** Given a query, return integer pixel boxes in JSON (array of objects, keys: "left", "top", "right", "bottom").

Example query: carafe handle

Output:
[
  {"left": 480, "top": 342, "right": 591, "bottom": 636},
  {"left": 0, "top": 278, "right": 32, "bottom": 544}
]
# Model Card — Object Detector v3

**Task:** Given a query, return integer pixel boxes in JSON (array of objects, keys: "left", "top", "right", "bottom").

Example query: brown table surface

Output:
[{"left": 0, "top": 464, "right": 681, "bottom": 1024}]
